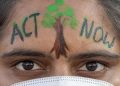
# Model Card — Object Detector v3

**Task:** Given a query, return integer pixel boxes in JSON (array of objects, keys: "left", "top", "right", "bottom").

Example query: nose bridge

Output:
[{"left": 52, "top": 57, "right": 72, "bottom": 76}]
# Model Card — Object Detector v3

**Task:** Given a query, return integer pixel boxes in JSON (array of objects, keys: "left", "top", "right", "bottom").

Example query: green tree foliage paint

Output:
[
  {"left": 42, "top": 0, "right": 78, "bottom": 29},
  {"left": 42, "top": 0, "right": 78, "bottom": 58}
]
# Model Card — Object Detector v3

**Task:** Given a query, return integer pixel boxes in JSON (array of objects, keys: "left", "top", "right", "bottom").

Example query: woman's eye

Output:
[
  {"left": 79, "top": 61, "right": 105, "bottom": 71},
  {"left": 15, "top": 61, "right": 41, "bottom": 71}
]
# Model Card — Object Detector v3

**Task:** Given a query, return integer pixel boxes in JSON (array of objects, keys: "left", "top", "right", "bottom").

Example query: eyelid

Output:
[
  {"left": 15, "top": 61, "right": 40, "bottom": 71},
  {"left": 71, "top": 55, "right": 118, "bottom": 68},
  {"left": 10, "top": 60, "right": 50, "bottom": 79},
  {"left": 75, "top": 61, "right": 109, "bottom": 78},
  {"left": 77, "top": 61, "right": 105, "bottom": 71},
  {"left": 76, "top": 61, "right": 103, "bottom": 68},
  {"left": 11, "top": 60, "right": 50, "bottom": 76},
  {"left": 6, "top": 56, "right": 51, "bottom": 69}
]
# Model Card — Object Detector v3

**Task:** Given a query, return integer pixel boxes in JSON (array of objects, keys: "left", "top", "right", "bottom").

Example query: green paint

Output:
[
  {"left": 42, "top": 0, "right": 78, "bottom": 29},
  {"left": 22, "top": 16, "right": 32, "bottom": 37},
  {"left": 80, "top": 18, "right": 94, "bottom": 38},
  {"left": 80, "top": 18, "right": 116, "bottom": 48},
  {"left": 11, "top": 12, "right": 40, "bottom": 44},
  {"left": 11, "top": 22, "right": 24, "bottom": 44},
  {"left": 29, "top": 13, "right": 40, "bottom": 37},
  {"left": 48, "top": 5, "right": 58, "bottom": 12},
  {"left": 42, "top": 13, "right": 56, "bottom": 28},
  {"left": 103, "top": 32, "right": 116, "bottom": 48},
  {"left": 70, "top": 17, "right": 78, "bottom": 29},
  {"left": 64, "top": 7, "right": 74, "bottom": 17},
  {"left": 42, "top": 0, "right": 78, "bottom": 57},
  {"left": 55, "top": 0, "right": 64, "bottom": 5}
]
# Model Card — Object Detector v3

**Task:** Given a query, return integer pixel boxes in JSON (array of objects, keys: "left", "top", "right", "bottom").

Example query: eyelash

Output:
[
  {"left": 8, "top": 58, "right": 50, "bottom": 79},
  {"left": 82, "top": 59, "right": 111, "bottom": 67},
  {"left": 9, "top": 57, "right": 112, "bottom": 78},
  {"left": 11, "top": 58, "right": 111, "bottom": 70},
  {"left": 10, "top": 58, "right": 45, "bottom": 69},
  {"left": 74, "top": 60, "right": 111, "bottom": 77}
]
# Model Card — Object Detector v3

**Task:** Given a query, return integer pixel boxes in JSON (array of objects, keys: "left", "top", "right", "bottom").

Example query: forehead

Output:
[{"left": 0, "top": 0, "right": 119, "bottom": 56}]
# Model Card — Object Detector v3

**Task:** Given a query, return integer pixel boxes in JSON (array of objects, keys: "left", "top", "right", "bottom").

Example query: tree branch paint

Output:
[{"left": 42, "top": 0, "right": 78, "bottom": 58}]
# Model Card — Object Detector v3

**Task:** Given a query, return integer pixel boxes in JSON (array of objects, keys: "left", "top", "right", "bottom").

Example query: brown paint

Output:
[{"left": 50, "top": 17, "right": 69, "bottom": 58}]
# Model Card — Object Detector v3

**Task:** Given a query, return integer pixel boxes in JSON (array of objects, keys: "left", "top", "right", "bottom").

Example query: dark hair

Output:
[
  {"left": 0, "top": 0, "right": 17, "bottom": 39},
  {"left": 100, "top": 0, "right": 120, "bottom": 38},
  {"left": 0, "top": 0, "right": 120, "bottom": 32},
  {"left": 0, "top": 0, "right": 16, "bottom": 27}
]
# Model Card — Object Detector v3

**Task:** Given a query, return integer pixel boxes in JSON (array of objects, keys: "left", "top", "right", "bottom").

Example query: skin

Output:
[{"left": 0, "top": 0, "right": 120, "bottom": 86}]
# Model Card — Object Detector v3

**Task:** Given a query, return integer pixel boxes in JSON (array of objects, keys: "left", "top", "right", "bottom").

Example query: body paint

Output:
[
  {"left": 11, "top": 23, "right": 24, "bottom": 44},
  {"left": 10, "top": 0, "right": 116, "bottom": 55},
  {"left": 29, "top": 13, "right": 40, "bottom": 37},
  {"left": 103, "top": 32, "right": 115, "bottom": 48},
  {"left": 93, "top": 27, "right": 103, "bottom": 42},
  {"left": 11, "top": 12, "right": 40, "bottom": 44},
  {"left": 80, "top": 18, "right": 116, "bottom": 48},
  {"left": 80, "top": 18, "right": 94, "bottom": 38},
  {"left": 42, "top": 0, "right": 78, "bottom": 58},
  {"left": 22, "top": 17, "right": 32, "bottom": 37}
]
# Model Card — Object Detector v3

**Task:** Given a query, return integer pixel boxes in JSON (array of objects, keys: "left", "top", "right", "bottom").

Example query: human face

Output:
[{"left": 0, "top": 0, "right": 120, "bottom": 86}]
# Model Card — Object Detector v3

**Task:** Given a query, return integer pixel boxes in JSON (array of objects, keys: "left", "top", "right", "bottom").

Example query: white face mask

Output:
[{"left": 11, "top": 76, "right": 113, "bottom": 86}]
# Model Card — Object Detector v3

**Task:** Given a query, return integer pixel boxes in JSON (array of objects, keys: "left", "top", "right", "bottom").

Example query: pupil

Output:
[
  {"left": 86, "top": 62, "right": 98, "bottom": 71},
  {"left": 22, "top": 61, "right": 34, "bottom": 70}
]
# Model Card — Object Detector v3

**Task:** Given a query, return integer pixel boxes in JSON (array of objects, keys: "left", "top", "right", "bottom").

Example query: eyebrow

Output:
[
  {"left": 1, "top": 49, "right": 120, "bottom": 61},
  {"left": 70, "top": 50, "right": 120, "bottom": 60},
  {"left": 1, "top": 49, "right": 53, "bottom": 60}
]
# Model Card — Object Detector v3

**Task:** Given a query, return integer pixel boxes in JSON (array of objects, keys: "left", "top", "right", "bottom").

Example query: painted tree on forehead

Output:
[{"left": 42, "top": 0, "right": 78, "bottom": 58}]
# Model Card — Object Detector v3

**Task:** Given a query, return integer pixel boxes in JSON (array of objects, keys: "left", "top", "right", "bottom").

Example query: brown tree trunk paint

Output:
[{"left": 50, "top": 17, "right": 69, "bottom": 58}]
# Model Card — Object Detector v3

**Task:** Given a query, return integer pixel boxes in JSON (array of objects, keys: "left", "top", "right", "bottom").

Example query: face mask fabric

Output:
[{"left": 11, "top": 76, "right": 113, "bottom": 86}]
